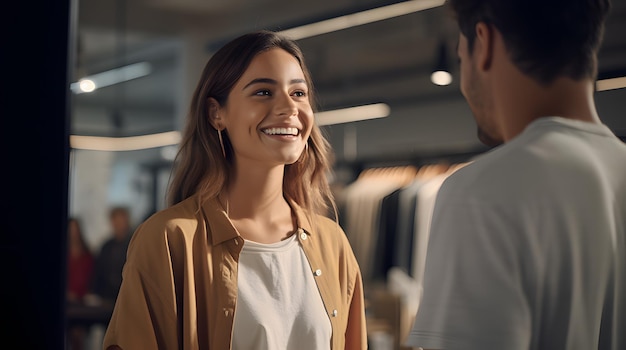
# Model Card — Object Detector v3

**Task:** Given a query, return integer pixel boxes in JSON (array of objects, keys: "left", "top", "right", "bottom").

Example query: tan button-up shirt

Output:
[{"left": 103, "top": 194, "right": 367, "bottom": 349}]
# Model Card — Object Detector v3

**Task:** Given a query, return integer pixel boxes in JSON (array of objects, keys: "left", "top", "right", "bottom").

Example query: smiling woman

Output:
[
  {"left": 208, "top": 47, "right": 314, "bottom": 175},
  {"left": 102, "top": 30, "right": 367, "bottom": 350}
]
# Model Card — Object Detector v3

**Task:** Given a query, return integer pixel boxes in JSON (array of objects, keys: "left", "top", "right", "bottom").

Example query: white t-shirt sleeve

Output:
[{"left": 406, "top": 181, "right": 532, "bottom": 350}]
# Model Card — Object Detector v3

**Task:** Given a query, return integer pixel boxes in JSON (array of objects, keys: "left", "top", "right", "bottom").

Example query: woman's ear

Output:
[{"left": 208, "top": 97, "right": 224, "bottom": 130}]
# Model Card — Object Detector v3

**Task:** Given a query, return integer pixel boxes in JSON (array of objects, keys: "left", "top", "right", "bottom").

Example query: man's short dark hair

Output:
[
  {"left": 109, "top": 206, "right": 130, "bottom": 219},
  {"left": 447, "top": 0, "right": 611, "bottom": 85}
]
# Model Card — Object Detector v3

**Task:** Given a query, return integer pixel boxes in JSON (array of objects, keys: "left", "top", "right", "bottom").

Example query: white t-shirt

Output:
[
  {"left": 233, "top": 234, "right": 332, "bottom": 350},
  {"left": 407, "top": 117, "right": 626, "bottom": 350}
]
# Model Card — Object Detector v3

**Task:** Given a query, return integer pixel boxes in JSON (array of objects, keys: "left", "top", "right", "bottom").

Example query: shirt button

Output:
[
  {"left": 332, "top": 309, "right": 338, "bottom": 317},
  {"left": 234, "top": 239, "right": 239, "bottom": 245},
  {"left": 314, "top": 269, "right": 322, "bottom": 276},
  {"left": 224, "top": 308, "right": 230, "bottom": 317}
]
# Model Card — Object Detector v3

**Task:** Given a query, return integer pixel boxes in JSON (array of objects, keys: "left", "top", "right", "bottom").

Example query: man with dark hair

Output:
[
  {"left": 92, "top": 206, "right": 133, "bottom": 303},
  {"left": 406, "top": 0, "right": 624, "bottom": 349}
]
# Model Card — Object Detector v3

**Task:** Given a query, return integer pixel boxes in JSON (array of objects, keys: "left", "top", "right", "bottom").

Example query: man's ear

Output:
[
  {"left": 474, "top": 22, "right": 494, "bottom": 72},
  {"left": 208, "top": 97, "right": 224, "bottom": 130}
]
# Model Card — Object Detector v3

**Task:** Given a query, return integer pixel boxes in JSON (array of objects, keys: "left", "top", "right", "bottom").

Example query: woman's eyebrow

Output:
[{"left": 243, "top": 78, "right": 306, "bottom": 90}]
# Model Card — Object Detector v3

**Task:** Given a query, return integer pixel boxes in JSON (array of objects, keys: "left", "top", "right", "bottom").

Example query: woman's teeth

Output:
[{"left": 262, "top": 127, "right": 299, "bottom": 136}]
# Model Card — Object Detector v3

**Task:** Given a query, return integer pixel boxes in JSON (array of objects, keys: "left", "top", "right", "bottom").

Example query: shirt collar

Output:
[
  {"left": 200, "top": 195, "right": 314, "bottom": 246},
  {"left": 287, "top": 197, "right": 314, "bottom": 238},
  {"left": 201, "top": 196, "right": 239, "bottom": 246}
]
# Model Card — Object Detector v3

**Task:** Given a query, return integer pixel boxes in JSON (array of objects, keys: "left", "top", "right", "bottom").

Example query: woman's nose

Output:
[{"left": 274, "top": 92, "right": 298, "bottom": 117}]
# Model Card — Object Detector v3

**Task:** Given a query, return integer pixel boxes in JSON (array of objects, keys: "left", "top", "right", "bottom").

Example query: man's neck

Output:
[{"left": 497, "top": 76, "right": 600, "bottom": 142}]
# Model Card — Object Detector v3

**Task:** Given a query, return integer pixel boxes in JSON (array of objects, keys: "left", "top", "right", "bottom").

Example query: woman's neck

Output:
[
  {"left": 225, "top": 162, "right": 288, "bottom": 221},
  {"left": 223, "top": 162, "right": 295, "bottom": 243}
]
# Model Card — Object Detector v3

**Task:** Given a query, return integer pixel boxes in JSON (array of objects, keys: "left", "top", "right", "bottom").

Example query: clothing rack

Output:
[
  {"left": 336, "top": 160, "right": 473, "bottom": 350},
  {"left": 331, "top": 146, "right": 490, "bottom": 186}
]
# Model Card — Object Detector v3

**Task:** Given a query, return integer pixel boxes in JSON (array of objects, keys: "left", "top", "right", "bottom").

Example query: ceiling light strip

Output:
[
  {"left": 279, "top": 0, "right": 446, "bottom": 40},
  {"left": 69, "top": 103, "right": 390, "bottom": 151},
  {"left": 70, "top": 131, "right": 181, "bottom": 151},
  {"left": 315, "top": 103, "right": 391, "bottom": 126},
  {"left": 70, "top": 61, "right": 152, "bottom": 94},
  {"left": 596, "top": 76, "right": 626, "bottom": 91}
]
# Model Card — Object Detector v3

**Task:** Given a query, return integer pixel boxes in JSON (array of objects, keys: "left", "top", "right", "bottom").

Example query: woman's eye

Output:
[
  {"left": 293, "top": 90, "right": 307, "bottom": 97},
  {"left": 254, "top": 90, "right": 271, "bottom": 96}
]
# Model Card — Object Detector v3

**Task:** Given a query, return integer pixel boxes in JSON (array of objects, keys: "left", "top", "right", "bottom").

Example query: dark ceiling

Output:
[{"left": 71, "top": 0, "right": 626, "bottom": 166}]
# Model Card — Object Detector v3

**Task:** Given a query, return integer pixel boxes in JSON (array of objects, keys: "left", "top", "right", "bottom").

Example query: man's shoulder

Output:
[
  {"left": 100, "top": 238, "right": 117, "bottom": 250},
  {"left": 438, "top": 141, "right": 558, "bottom": 203}
]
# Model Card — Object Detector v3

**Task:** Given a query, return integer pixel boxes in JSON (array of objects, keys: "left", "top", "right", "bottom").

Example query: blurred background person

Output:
[
  {"left": 66, "top": 217, "right": 95, "bottom": 350},
  {"left": 67, "top": 217, "right": 95, "bottom": 303},
  {"left": 92, "top": 206, "right": 132, "bottom": 304}
]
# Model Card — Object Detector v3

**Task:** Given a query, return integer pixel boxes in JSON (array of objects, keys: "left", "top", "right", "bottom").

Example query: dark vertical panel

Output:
[{"left": 1, "top": 0, "right": 74, "bottom": 348}]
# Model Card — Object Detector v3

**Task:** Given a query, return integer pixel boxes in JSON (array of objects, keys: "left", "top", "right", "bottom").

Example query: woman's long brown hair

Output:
[{"left": 167, "top": 30, "right": 337, "bottom": 220}]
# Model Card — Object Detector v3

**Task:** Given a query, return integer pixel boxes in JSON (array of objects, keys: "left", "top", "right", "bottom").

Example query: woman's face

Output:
[
  {"left": 68, "top": 220, "right": 83, "bottom": 252},
  {"left": 217, "top": 48, "right": 314, "bottom": 167}
]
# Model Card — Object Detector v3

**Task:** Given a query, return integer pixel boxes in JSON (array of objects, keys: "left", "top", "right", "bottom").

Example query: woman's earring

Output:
[{"left": 218, "top": 129, "right": 226, "bottom": 158}]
